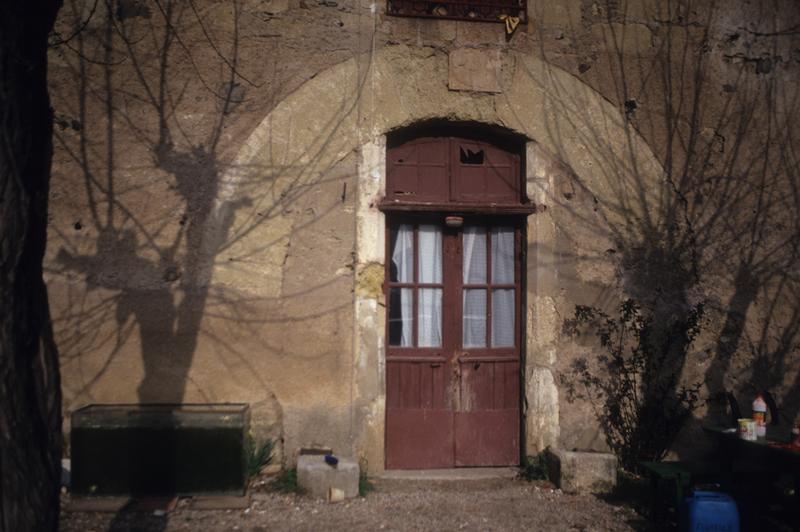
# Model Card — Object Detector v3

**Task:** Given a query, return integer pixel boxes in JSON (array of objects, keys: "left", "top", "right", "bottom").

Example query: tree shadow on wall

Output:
[
  {"left": 523, "top": 0, "right": 800, "bottom": 442},
  {"left": 48, "top": 0, "right": 366, "bottom": 425},
  {"left": 52, "top": 0, "right": 253, "bottom": 406}
]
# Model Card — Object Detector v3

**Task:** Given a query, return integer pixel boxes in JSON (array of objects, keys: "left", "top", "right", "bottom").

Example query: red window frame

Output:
[
  {"left": 386, "top": 218, "right": 447, "bottom": 351},
  {"left": 385, "top": 215, "right": 523, "bottom": 361},
  {"left": 458, "top": 220, "right": 521, "bottom": 358}
]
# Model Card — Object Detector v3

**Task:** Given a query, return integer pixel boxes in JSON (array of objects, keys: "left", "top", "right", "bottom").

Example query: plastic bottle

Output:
[{"left": 752, "top": 394, "right": 767, "bottom": 438}]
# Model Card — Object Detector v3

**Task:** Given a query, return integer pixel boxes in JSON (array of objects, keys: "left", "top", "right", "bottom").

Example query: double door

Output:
[{"left": 385, "top": 217, "right": 521, "bottom": 468}]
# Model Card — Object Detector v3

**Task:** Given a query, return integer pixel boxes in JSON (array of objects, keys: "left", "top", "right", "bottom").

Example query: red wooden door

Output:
[{"left": 385, "top": 218, "right": 521, "bottom": 469}]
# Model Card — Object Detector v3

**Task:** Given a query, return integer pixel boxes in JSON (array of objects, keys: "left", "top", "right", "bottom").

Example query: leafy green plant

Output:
[
  {"left": 358, "top": 457, "right": 374, "bottom": 497},
  {"left": 245, "top": 437, "right": 274, "bottom": 479},
  {"left": 519, "top": 451, "right": 549, "bottom": 481},
  {"left": 270, "top": 468, "right": 304, "bottom": 494},
  {"left": 358, "top": 470, "right": 375, "bottom": 497},
  {"left": 561, "top": 299, "right": 703, "bottom": 471}
]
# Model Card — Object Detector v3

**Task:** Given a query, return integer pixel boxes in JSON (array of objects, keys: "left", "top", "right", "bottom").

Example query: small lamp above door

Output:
[{"left": 445, "top": 215, "right": 464, "bottom": 228}]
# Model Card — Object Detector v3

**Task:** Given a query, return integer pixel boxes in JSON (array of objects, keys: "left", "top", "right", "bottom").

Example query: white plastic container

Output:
[
  {"left": 752, "top": 394, "right": 767, "bottom": 438},
  {"left": 738, "top": 418, "right": 756, "bottom": 441}
]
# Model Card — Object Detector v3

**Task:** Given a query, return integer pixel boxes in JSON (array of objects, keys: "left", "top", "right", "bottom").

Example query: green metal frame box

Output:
[{"left": 71, "top": 404, "right": 250, "bottom": 496}]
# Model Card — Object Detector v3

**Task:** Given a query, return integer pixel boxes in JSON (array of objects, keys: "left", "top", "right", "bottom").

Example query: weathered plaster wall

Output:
[
  {"left": 219, "top": 39, "right": 672, "bottom": 466},
  {"left": 46, "top": 0, "right": 800, "bottom": 467}
]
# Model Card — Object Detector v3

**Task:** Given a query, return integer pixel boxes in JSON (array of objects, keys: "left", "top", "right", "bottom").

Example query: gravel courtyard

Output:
[{"left": 60, "top": 477, "right": 649, "bottom": 531}]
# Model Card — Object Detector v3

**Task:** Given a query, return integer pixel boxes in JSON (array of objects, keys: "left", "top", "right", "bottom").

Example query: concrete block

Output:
[
  {"left": 297, "top": 455, "right": 359, "bottom": 500},
  {"left": 546, "top": 449, "right": 617, "bottom": 494}
]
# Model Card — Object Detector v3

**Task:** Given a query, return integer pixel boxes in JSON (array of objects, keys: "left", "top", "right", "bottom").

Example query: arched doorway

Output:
[
  {"left": 207, "top": 46, "right": 665, "bottom": 469},
  {"left": 382, "top": 133, "right": 534, "bottom": 468}
]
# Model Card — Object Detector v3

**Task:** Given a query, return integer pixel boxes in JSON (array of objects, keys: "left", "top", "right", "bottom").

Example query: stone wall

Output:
[{"left": 46, "top": 0, "right": 800, "bottom": 468}]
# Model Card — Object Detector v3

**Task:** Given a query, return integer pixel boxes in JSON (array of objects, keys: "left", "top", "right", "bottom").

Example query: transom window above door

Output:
[{"left": 380, "top": 136, "right": 535, "bottom": 213}]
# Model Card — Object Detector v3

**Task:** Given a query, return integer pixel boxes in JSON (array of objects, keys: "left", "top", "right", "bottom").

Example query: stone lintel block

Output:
[
  {"left": 546, "top": 448, "right": 617, "bottom": 494},
  {"left": 297, "top": 455, "right": 359, "bottom": 500},
  {"left": 448, "top": 48, "right": 502, "bottom": 93}
]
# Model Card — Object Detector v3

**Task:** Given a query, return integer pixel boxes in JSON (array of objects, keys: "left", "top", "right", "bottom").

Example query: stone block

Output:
[
  {"left": 546, "top": 449, "right": 617, "bottom": 494},
  {"left": 525, "top": 368, "right": 559, "bottom": 454},
  {"left": 448, "top": 48, "right": 502, "bottom": 93},
  {"left": 297, "top": 455, "right": 359, "bottom": 500},
  {"left": 454, "top": 21, "right": 507, "bottom": 46}
]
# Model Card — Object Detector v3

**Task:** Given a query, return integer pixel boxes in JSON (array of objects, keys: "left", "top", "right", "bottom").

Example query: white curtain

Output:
[
  {"left": 492, "top": 289, "right": 515, "bottom": 347},
  {"left": 463, "top": 289, "right": 487, "bottom": 347},
  {"left": 418, "top": 225, "right": 442, "bottom": 347},
  {"left": 463, "top": 226, "right": 486, "bottom": 284},
  {"left": 390, "top": 225, "right": 413, "bottom": 346},
  {"left": 390, "top": 223, "right": 512, "bottom": 348},
  {"left": 491, "top": 227, "right": 515, "bottom": 347},
  {"left": 463, "top": 226, "right": 487, "bottom": 347},
  {"left": 418, "top": 225, "right": 442, "bottom": 283},
  {"left": 491, "top": 227, "right": 514, "bottom": 283},
  {"left": 392, "top": 224, "right": 413, "bottom": 283}
]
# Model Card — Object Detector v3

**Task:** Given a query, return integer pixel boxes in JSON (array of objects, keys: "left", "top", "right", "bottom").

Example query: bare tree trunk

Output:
[{"left": 0, "top": 1, "right": 63, "bottom": 530}]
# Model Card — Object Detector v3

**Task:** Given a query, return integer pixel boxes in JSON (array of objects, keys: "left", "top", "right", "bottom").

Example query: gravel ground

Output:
[{"left": 60, "top": 478, "right": 649, "bottom": 531}]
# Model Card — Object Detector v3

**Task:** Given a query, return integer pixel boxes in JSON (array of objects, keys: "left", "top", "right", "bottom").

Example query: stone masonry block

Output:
[
  {"left": 448, "top": 48, "right": 502, "bottom": 93},
  {"left": 546, "top": 449, "right": 617, "bottom": 494},
  {"left": 297, "top": 455, "right": 359, "bottom": 500}
]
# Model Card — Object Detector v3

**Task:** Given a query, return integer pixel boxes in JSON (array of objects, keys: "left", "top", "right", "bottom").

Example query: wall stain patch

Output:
[{"left": 355, "top": 262, "right": 384, "bottom": 298}]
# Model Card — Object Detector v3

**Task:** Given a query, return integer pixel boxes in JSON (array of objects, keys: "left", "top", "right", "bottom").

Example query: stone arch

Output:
[
  {"left": 210, "top": 44, "right": 664, "bottom": 295},
  {"left": 206, "top": 45, "right": 665, "bottom": 469}
]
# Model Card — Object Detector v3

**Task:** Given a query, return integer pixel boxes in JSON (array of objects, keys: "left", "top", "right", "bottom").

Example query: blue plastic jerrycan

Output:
[{"left": 680, "top": 490, "right": 740, "bottom": 532}]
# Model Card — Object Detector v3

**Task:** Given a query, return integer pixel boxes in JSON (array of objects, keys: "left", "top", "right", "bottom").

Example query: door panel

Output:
[
  {"left": 385, "top": 219, "right": 521, "bottom": 469},
  {"left": 386, "top": 359, "right": 448, "bottom": 409},
  {"left": 455, "top": 359, "right": 520, "bottom": 465},
  {"left": 455, "top": 409, "right": 519, "bottom": 466},
  {"left": 458, "top": 360, "right": 520, "bottom": 410},
  {"left": 386, "top": 137, "right": 521, "bottom": 205},
  {"left": 386, "top": 138, "right": 449, "bottom": 202},
  {"left": 386, "top": 408, "right": 454, "bottom": 469},
  {"left": 385, "top": 356, "right": 453, "bottom": 469},
  {"left": 450, "top": 141, "right": 520, "bottom": 204}
]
